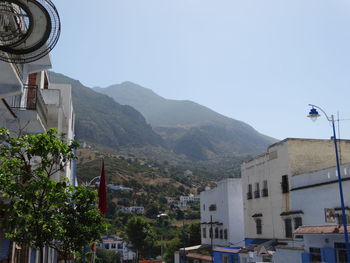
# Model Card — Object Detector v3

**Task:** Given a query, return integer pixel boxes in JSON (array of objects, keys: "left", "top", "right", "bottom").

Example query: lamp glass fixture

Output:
[{"left": 308, "top": 108, "right": 320, "bottom": 122}]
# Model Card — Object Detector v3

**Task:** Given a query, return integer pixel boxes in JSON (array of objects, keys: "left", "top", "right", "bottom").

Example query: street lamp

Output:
[{"left": 307, "top": 104, "right": 350, "bottom": 261}]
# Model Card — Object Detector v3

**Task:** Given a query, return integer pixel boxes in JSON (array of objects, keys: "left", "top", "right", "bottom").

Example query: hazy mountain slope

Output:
[
  {"left": 48, "top": 72, "right": 163, "bottom": 148},
  {"left": 94, "top": 82, "right": 276, "bottom": 160}
]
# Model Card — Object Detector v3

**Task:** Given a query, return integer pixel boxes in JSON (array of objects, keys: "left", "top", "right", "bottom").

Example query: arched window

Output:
[
  {"left": 219, "top": 229, "right": 223, "bottom": 239},
  {"left": 215, "top": 227, "right": 219, "bottom": 238}
]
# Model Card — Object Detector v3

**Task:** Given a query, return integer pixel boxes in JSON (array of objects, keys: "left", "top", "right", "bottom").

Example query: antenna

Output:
[{"left": 0, "top": 0, "right": 61, "bottom": 64}]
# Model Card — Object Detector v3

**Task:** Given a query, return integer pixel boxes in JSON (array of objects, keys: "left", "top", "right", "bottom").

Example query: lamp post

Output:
[
  {"left": 157, "top": 213, "right": 168, "bottom": 262},
  {"left": 307, "top": 104, "right": 350, "bottom": 261}
]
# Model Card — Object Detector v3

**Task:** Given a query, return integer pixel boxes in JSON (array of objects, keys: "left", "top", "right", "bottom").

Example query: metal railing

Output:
[
  {"left": 9, "top": 85, "right": 48, "bottom": 127},
  {"left": 262, "top": 188, "right": 268, "bottom": 197}
]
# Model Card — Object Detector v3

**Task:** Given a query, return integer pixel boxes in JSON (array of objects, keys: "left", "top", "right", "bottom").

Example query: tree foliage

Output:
[
  {"left": 124, "top": 216, "right": 156, "bottom": 258},
  {"left": 0, "top": 129, "right": 105, "bottom": 262}
]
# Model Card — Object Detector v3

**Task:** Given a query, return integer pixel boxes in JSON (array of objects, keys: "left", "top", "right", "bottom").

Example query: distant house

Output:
[
  {"left": 178, "top": 194, "right": 200, "bottom": 209},
  {"left": 99, "top": 234, "right": 135, "bottom": 261},
  {"left": 121, "top": 206, "right": 145, "bottom": 215},
  {"left": 184, "top": 170, "right": 193, "bottom": 176}
]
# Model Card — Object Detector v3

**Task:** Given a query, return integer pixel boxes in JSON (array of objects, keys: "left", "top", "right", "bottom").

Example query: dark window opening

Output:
[
  {"left": 247, "top": 184, "right": 252, "bottom": 200},
  {"left": 214, "top": 227, "right": 219, "bottom": 239},
  {"left": 284, "top": 218, "right": 292, "bottom": 238},
  {"left": 209, "top": 204, "right": 217, "bottom": 211},
  {"left": 256, "top": 219, "right": 262, "bottom": 235},
  {"left": 281, "top": 175, "right": 289, "bottom": 193},
  {"left": 262, "top": 180, "right": 268, "bottom": 197},
  {"left": 294, "top": 217, "right": 302, "bottom": 230},
  {"left": 309, "top": 247, "right": 321, "bottom": 263},
  {"left": 224, "top": 229, "right": 228, "bottom": 239}
]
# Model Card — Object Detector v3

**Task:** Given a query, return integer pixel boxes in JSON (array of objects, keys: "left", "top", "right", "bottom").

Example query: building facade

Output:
[
  {"left": 273, "top": 162, "right": 350, "bottom": 263},
  {"left": 241, "top": 138, "right": 350, "bottom": 242},
  {"left": 200, "top": 178, "right": 244, "bottom": 247}
]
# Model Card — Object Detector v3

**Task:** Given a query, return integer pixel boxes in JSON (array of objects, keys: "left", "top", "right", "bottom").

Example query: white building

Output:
[
  {"left": 178, "top": 194, "right": 200, "bottom": 209},
  {"left": 200, "top": 178, "right": 244, "bottom": 247},
  {"left": 121, "top": 206, "right": 145, "bottom": 215},
  {"left": 272, "top": 162, "right": 350, "bottom": 263},
  {"left": 99, "top": 235, "right": 135, "bottom": 261},
  {"left": 241, "top": 138, "right": 350, "bottom": 242},
  {"left": 0, "top": 1, "right": 75, "bottom": 262}
]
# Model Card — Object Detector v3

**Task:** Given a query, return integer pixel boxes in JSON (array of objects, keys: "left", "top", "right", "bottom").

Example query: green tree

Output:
[
  {"left": 52, "top": 185, "right": 106, "bottom": 262},
  {"left": 0, "top": 129, "right": 105, "bottom": 263},
  {"left": 95, "top": 247, "right": 120, "bottom": 263},
  {"left": 124, "top": 216, "right": 156, "bottom": 259},
  {"left": 187, "top": 222, "right": 201, "bottom": 246},
  {"left": 164, "top": 237, "right": 181, "bottom": 263}
]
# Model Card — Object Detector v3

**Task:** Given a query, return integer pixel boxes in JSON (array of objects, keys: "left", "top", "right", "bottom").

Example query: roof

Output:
[
  {"left": 213, "top": 247, "right": 240, "bottom": 253},
  {"left": 179, "top": 245, "right": 203, "bottom": 251},
  {"left": 294, "top": 225, "right": 350, "bottom": 234},
  {"left": 186, "top": 253, "right": 212, "bottom": 262}
]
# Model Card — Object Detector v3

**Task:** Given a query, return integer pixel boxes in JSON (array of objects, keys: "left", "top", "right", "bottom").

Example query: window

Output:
[
  {"left": 284, "top": 218, "right": 292, "bottom": 238},
  {"left": 203, "top": 204, "right": 205, "bottom": 211},
  {"left": 209, "top": 204, "right": 216, "bottom": 211},
  {"left": 202, "top": 228, "right": 206, "bottom": 238},
  {"left": 222, "top": 255, "right": 229, "bottom": 263},
  {"left": 294, "top": 217, "right": 302, "bottom": 230},
  {"left": 281, "top": 175, "right": 289, "bottom": 193},
  {"left": 220, "top": 229, "right": 223, "bottom": 239},
  {"left": 254, "top": 183, "right": 260, "bottom": 198},
  {"left": 335, "top": 243, "right": 347, "bottom": 263},
  {"left": 215, "top": 227, "right": 219, "bottom": 238},
  {"left": 111, "top": 243, "right": 116, "bottom": 249},
  {"left": 256, "top": 219, "right": 262, "bottom": 235},
  {"left": 224, "top": 229, "right": 228, "bottom": 239},
  {"left": 247, "top": 184, "right": 252, "bottom": 200},
  {"left": 209, "top": 227, "right": 213, "bottom": 238},
  {"left": 309, "top": 248, "right": 321, "bottom": 263},
  {"left": 262, "top": 180, "right": 268, "bottom": 197}
]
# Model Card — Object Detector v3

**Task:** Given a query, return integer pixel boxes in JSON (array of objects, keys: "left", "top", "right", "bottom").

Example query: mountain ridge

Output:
[{"left": 94, "top": 81, "right": 276, "bottom": 160}]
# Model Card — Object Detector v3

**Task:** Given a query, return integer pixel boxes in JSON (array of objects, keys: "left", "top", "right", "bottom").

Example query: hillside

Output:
[
  {"left": 48, "top": 72, "right": 163, "bottom": 149},
  {"left": 94, "top": 82, "right": 276, "bottom": 161}
]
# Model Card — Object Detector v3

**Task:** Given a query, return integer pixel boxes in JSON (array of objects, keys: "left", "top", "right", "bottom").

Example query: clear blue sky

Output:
[{"left": 51, "top": 0, "right": 350, "bottom": 140}]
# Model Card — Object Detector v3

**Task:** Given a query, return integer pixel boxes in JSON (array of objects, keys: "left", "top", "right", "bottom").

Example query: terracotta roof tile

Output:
[{"left": 294, "top": 225, "right": 350, "bottom": 234}]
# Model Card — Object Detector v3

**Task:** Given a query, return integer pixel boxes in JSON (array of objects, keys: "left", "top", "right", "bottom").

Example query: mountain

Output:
[
  {"left": 94, "top": 82, "right": 276, "bottom": 161},
  {"left": 48, "top": 72, "right": 163, "bottom": 149}
]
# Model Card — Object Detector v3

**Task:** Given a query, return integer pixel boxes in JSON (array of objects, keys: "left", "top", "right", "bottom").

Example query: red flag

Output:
[{"left": 98, "top": 159, "right": 107, "bottom": 214}]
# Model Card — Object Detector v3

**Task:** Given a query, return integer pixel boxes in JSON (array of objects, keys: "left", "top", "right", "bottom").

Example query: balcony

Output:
[
  {"left": 261, "top": 188, "right": 268, "bottom": 197},
  {"left": 8, "top": 85, "right": 48, "bottom": 133},
  {"left": 247, "top": 192, "right": 252, "bottom": 200},
  {"left": 254, "top": 190, "right": 260, "bottom": 198}
]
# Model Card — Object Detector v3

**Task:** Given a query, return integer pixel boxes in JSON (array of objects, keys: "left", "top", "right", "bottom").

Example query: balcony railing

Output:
[
  {"left": 262, "top": 188, "right": 268, "bottom": 197},
  {"left": 247, "top": 192, "right": 252, "bottom": 200},
  {"left": 9, "top": 85, "right": 48, "bottom": 127},
  {"left": 254, "top": 190, "right": 260, "bottom": 198}
]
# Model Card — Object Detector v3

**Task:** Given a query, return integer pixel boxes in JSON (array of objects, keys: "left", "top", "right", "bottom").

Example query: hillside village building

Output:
[{"left": 99, "top": 235, "right": 135, "bottom": 261}]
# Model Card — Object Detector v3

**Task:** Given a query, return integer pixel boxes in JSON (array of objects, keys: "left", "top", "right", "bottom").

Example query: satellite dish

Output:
[{"left": 0, "top": 0, "right": 60, "bottom": 64}]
